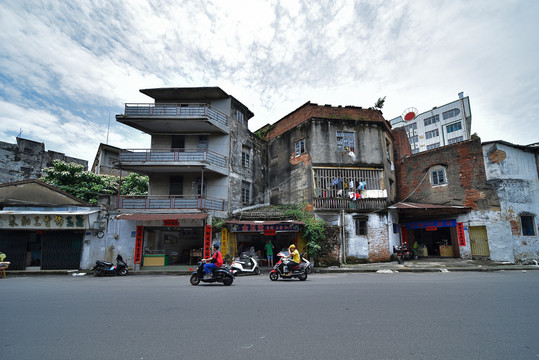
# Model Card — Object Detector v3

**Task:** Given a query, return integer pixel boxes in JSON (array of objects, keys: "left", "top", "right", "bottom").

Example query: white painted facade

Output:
[{"left": 390, "top": 95, "right": 471, "bottom": 154}]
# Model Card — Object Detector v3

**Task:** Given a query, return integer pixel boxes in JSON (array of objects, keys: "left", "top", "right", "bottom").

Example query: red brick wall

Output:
[
  {"left": 265, "top": 102, "right": 388, "bottom": 140},
  {"left": 394, "top": 138, "right": 497, "bottom": 210}
]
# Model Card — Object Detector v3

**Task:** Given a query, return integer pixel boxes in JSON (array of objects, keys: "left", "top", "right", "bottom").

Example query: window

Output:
[
  {"left": 197, "top": 135, "right": 209, "bottom": 149},
  {"left": 355, "top": 218, "right": 368, "bottom": 235},
  {"left": 425, "top": 129, "right": 439, "bottom": 139},
  {"left": 169, "top": 176, "right": 183, "bottom": 196},
  {"left": 404, "top": 123, "right": 417, "bottom": 135},
  {"left": 241, "top": 181, "right": 251, "bottom": 203},
  {"left": 408, "top": 135, "right": 418, "bottom": 145},
  {"left": 237, "top": 110, "right": 244, "bottom": 124},
  {"left": 427, "top": 143, "right": 440, "bottom": 150},
  {"left": 313, "top": 168, "right": 383, "bottom": 198},
  {"left": 295, "top": 139, "right": 306, "bottom": 157},
  {"left": 446, "top": 122, "right": 462, "bottom": 134},
  {"left": 337, "top": 131, "right": 355, "bottom": 152},
  {"left": 442, "top": 108, "right": 460, "bottom": 120},
  {"left": 448, "top": 136, "right": 463, "bottom": 144},
  {"left": 431, "top": 168, "right": 447, "bottom": 186},
  {"left": 242, "top": 145, "right": 251, "bottom": 167},
  {"left": 196, "top": 178, "right": 207, "bottom": 196},
  {"left": 521, "top": 215, "right": 536, "bottom": 236},
  {"left": 424, "top": 115, "right": 440, "bottom": 126},
  {"left": 385, "top": 138, "right": 391, "bottom": 160}
]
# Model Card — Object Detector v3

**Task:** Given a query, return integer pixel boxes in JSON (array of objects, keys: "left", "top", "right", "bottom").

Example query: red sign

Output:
[
  {"left": 163, "top": 219, "right": 179, "bottom": 226},
  {"left": 204, "top": 225, "right": 212, "bottom": 258},
  {"left": 457, "top": 222, "right": 466, "bottom": 246},
  {"left": 134, "top": 226, "right": 144, "bottom": 264},
  {"left": 264, "top": 229, "right": 276, "bottom": 236},
  {"left": 400, "top": 225, "right": 408, "bottom": 246},
  {"left": 425, "top": 226, "right": 437, "bottom": 231}
]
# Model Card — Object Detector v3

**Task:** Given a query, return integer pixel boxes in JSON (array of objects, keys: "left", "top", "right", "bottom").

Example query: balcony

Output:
[
  {"left": 314, "top": 197, "right": 389, "bottom": 211},
  {"left": 118, "top": 195, "right": 225, "bottom": 211},
  {"left": 118, "top": 148, "right": 228, "bottom": 175},
  {"left": 117, "top": 103, "right": 229, "bottom": 134}
]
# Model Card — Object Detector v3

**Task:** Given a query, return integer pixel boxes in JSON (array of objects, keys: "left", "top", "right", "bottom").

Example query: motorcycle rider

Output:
[
  {"left": 202, "top": 244, "right": 223, "bottom": 280},
  {"left": 283, "top": 244, "right": 300, "bottom": 274}
]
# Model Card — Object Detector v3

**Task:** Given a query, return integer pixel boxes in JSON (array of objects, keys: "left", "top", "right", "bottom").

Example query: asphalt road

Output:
[{"left": 2, "top": 271, "right": 538, "bottom": 360}]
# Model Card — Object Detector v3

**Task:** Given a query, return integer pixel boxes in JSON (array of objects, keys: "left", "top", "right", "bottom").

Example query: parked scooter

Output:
[
  {"left": 269, "top": 251, "right": 307, "bottom": 281},
  {"left": 190, "top": 261, "right": 234, "bottom": 286},
  {"left": 393, "top": 244, "right": 412, "bottom": 264},
  {"left": 92, "top": 255, "right": 128, "bottom": 276},
  {"left": 230, "top": 248, "right": 261, "bottom": 276},
  {"left": 301, "top": 253, "right": 314, "bottom": 274}
]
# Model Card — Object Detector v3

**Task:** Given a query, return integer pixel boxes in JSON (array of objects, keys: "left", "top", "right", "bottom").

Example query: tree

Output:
[
  {"left": 40, "top": 160, "right": 148, "bottom": 204},
  {"left": 374, "top": 96, "right": 386, "bottom": 110}
]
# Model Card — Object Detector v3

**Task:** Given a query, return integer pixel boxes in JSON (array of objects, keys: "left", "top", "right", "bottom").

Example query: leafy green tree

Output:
[
  {"left": 40, "top": 160, "right": 148, "bottom": 204},
  {"left": 283, "top": 205, "right": 325, "bottom": 258},
  {"left": 374, "top": 96, "right": 386, "bottom": 110}
]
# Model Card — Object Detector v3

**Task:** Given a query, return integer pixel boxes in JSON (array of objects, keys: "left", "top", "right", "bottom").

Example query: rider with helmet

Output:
[
  {"left": 202, "top": 243, "right": 223, "bottom": 279},
  {"left": 284, "top": 244, "right": 300, "bottom": 273}
]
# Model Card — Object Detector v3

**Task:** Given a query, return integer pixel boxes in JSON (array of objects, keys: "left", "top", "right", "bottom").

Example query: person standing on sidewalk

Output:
[{"left": 264, "top": 239, "right": 274, "bottom": 267}]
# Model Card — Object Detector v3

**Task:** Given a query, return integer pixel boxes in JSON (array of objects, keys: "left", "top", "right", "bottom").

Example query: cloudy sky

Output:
[{"left": 1, "top": 0, "right": 538, "bottom": 164}]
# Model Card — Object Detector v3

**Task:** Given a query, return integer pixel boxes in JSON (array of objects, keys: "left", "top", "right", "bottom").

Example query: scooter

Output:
[
  {"left": 230, "top": 248, "right": 260, "bottom": 276},
  {"left": 190, "top": 261, "right": 234, "bottom": 286},
  {"left": 269, "top": 252, "right": 307, "bottom": 281},
  {"left": 301, "top": 253, "right": 314, "bottom": 274},
  {"left": 393, "top": 244, "right": 412, "bottom": 264},
  {"left": 92, "top": 254, "right": 128, "bottom": 276}
]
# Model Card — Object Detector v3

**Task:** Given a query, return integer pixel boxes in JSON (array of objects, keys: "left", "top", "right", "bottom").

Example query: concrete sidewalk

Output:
[{"left": 3, "top": 258, "right": 539, "bottom": 277}]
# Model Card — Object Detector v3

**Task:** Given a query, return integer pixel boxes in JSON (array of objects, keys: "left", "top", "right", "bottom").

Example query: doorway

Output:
[{"left": 469, "top": 226, "right": 490, "bottom": 257}]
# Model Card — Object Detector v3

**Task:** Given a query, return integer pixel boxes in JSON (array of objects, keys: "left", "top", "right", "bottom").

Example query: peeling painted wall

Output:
[{"left": 344, "top": 213, "right": 390, "bottom": 261}]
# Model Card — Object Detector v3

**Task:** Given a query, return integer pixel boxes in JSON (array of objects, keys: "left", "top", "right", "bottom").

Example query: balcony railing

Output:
[
  {"left": 123, "top": 103, "right": 227, "bottom": 126},
  {"left": 119, "top": 148, "right": 227, "bottom": 168},
  {"left": 118, "top": 195, "right": 225, "bottom": 211},
  {"left": 314, "top": 197, "right": 388, "bottom": 211}
]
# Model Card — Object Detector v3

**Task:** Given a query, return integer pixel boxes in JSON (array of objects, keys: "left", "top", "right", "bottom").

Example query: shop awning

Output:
[
  {"left": 389, "top": 202, "right": 471, "bottom": 221},
  {"left": 115, "top": 213, "right": 208, "bottom": 221},
  {"left": 226, "top": 220, "right": 304, "bottom": 233},
  {"left": 0, "top": 209, "right": 100, "bottom": 216}
]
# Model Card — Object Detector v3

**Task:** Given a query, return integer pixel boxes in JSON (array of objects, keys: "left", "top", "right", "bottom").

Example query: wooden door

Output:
[{"left": 469, "top": 226, "right": 490, "bottom": 257}]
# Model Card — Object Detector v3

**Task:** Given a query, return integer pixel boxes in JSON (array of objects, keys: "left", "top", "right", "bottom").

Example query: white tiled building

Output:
[{"left": 390, "top": 93, "right": 472, "bottom": 153}]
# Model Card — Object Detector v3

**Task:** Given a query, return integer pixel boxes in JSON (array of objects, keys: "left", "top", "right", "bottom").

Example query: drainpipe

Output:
[{"left": 341, "top": 209, "right": 346, "bottom": 265}]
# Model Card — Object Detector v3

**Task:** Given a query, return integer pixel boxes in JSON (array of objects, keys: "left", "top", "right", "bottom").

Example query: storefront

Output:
[
  {"left": 390, "top": 202, "right": 471, "bottom": 258},
  {"left": 225, "top": 220, "right": 305, "bottom": 264},
  {"left": 115, "top": 213, "right": 209, "bottom": 267},
  {"left": 0, "top": 208, "right": 100, "bottom": 270}
]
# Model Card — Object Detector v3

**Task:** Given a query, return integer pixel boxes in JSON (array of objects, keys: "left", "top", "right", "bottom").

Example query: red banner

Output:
[
  {"left": 264, "top": 229, "right": 276, "bottom": 236},
  {"left": 400, "top": 225, "right": 408, "bottom": 246},
  {"left": 425, "top": 226, "right": 437, "bottom": 231},
  {"left": 204, "top": 225, "right": 212, "bottom": 258},
  {"left": 457, "top": 222, "right": 466, "bottom": 246},
  {"left": 134, "top": 226, "right": 144, "bottom": 264}
]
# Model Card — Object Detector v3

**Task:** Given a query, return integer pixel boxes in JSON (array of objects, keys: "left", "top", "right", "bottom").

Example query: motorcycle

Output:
[
  {"left": 393, "top": 244, "right": 412, "bottom": 264},
  {"left": 230, "top": 248, "right": 261, "bottom": 276},
  {"left": 190, "top": 261, "right": 234, "bottom": 286},
  {"left": 269, "top": 251, "right": 307, "bottom": 281},
  {"left": 92, "top": 254, "right": 128, "bottom": 276}
]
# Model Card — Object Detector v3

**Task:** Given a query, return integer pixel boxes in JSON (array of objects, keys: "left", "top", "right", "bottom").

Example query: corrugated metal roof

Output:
[{"left": 115, "top": 213, "right": 208, "bottom": 220}]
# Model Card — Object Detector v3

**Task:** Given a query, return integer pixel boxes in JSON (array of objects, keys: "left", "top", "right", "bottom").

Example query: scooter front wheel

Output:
[
  {"left": 269, "top": 271, "right": 278, "bottom": 281},
  {"left": 190, "top": 274, "right": 200, "bottom": 286}
]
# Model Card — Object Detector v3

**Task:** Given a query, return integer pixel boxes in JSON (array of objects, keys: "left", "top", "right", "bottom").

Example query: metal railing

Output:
[
  {"left": 313, "top": 198, "right": 388, "bottom": 211},
  {"left": 118, "top": 195, "right": 225, "bottom": 211},
  {"left": 119, "top": 148, "right": 227, "bottom": 168},
  {"left": 123, "top": 103, "right": 228, "bottom": 126}
]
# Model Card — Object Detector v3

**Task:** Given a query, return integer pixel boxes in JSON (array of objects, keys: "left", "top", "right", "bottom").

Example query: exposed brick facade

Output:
[{"left": 393, "top": 138, "right": 499, "bottom": 210}]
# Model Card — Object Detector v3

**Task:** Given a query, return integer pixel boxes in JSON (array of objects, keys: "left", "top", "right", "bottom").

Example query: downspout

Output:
[{"left": 341, "top": 209, "right": 346, "bottom": 265}]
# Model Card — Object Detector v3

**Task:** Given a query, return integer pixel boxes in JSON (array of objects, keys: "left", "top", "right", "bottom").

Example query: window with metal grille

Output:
[
  {"left": 242, "top": 145, "right": 251, "bottom": 167},
  {"left": 521, "top": 215, "right": 536, "bottom": 236},
  {"left": 355, "top": 218, "right": 368, "bottom": 235},
  {"left": 241, "top": 181, "right": 251, "bottom": 203},
  {"left": 313, "top": 168, "right": 383, "bottom": 198},
  {"left": 336, "top": 131, "right": 355, "bottom": 152}
]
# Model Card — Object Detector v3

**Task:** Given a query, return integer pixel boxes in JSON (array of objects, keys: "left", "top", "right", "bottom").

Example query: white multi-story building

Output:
[{"left": 390, "top": 93, "right": 471, "bottom": 153}]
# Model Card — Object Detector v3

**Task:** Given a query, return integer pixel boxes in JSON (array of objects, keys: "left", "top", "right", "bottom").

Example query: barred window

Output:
[
  {"left": 355, "top": 218, "right": 368, "bottom": 235},
  {"left": 242, "top": 145, "right": 251, "bottom": 167},
  {"left": 241, "top": 181, "right": 251, "bottom": 203}
]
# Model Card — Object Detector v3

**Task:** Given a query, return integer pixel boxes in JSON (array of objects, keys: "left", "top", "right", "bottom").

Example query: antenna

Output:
[
  {"left": 17, "top": 128, "right": 23, "bottom": 138},
  {"left": 106, "top": 114, "right": 110, "bottom": 144}
]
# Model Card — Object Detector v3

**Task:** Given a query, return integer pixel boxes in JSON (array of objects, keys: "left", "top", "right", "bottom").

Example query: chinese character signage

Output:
[
  {"left": 134, "top": 226, "right": 144, "bottom": 264},
  {"left": 163, "top": 219, "right": 179, "bottom": 226},
  {"left": 230, "top": 223, "right": 300, "bottom": 233},
  {"left": 400, "top": 225, "right": 408, "bottom": 246},
  {"left": 407, "top": 220, "right": 456, "bottom": 229},
  {"left": 221, "top": 229, "right": 228, "bottom": 257},
  {"left": 457, "top": 222, "right": 466, "bottom": 246},
  {"left": 0, "top": 214, "right": 87, "bottom": 229},
  {"left": 204, "top": 225, "right": 212, "bottom": 258}
]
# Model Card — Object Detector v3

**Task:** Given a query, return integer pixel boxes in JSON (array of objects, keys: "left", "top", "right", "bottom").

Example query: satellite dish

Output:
[{"left": 402, "top": 107, "right": 418, "bottom": 121}]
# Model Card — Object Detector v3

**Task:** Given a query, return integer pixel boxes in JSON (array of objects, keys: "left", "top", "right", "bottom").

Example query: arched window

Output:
[{"left": 430, "top": 165, "right": 447, "bottom": 186}]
